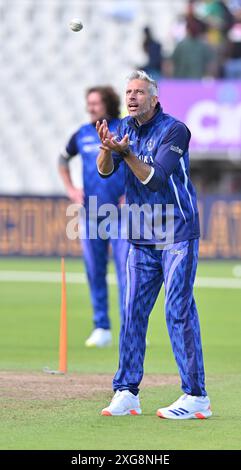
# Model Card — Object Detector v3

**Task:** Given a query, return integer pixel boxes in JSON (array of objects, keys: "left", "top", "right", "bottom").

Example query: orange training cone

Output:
[{"left": 59, "top": 257, "right": 67, "bottom": 373}]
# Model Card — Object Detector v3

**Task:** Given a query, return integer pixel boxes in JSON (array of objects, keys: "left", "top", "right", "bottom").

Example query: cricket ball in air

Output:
[{"left": 69, "top": 18, "right": 83, "bottom": 32}]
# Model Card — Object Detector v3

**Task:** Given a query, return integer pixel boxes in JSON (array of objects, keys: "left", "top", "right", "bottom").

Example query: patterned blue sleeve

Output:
[
  {"left": 65, "top": 131, "right": 79, "bottom": 157},
  {"left": 145, "top": 122, "right": 191, "bottom": 192}
]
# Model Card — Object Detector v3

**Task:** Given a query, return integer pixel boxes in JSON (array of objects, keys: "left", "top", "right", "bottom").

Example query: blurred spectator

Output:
[
  {"left": 195, "top": 1, "right": 234, "bottom": 47},
  {"left": 171, "top": 18, "right": 217, "bottom": 78},
  {"left": 223, "top": 7, "right": 241, "bottom": 77},
  {"left": 186, "top": 0, "right": 207, "bottom": 36},
  {"left": 193, "top": 1, "right": 234, "bottom": 76},
  {"left": 139, "top": 27, "right": 162, "bottom": 79},
  {"left": 169, "top": 1, "right": 207, "bottom": 48}
]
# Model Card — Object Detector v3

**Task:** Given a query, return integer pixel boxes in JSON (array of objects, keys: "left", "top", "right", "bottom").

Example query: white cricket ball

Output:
[{"left": 69, "top": 18, "right": 83, "bottom": 32}]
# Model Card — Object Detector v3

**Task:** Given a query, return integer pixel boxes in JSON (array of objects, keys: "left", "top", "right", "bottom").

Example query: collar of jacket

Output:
[{"left": 127, "top": 102, "right": 163, "bottom": 132}]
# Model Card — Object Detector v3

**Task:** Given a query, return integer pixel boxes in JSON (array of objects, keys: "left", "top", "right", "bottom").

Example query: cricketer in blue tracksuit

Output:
[
  {"left": 98, "top": 102, "right": 207, "bottom": 397},
  {"left": 62, "top": 119, "right": 129, "bottom": 330}
]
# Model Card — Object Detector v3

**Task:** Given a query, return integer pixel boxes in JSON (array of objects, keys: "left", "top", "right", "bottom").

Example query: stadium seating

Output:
[{"left": 0, "top": 0, "right": 185, "bottom": 194}]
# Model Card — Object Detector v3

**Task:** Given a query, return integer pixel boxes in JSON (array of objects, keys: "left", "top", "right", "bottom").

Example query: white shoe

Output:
[
  {"left": 157, "top": 394, "right": 212, "bottom": 420},
  {"left": 85, "top": 328, "right": 112, "bottom": 347},
  {"left": 101, "top": 390, "right": 142, "bottom": 416}
]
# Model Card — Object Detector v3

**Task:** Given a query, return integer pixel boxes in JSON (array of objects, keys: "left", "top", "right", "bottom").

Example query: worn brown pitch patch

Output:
[{"left": 0, "top": 372, "right": 179, "bottom": 401}]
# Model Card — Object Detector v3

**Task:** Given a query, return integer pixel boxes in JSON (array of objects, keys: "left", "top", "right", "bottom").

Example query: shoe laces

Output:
[
  {"left": 171, "top": 394, "right": 188, "bottom": 407},
  {"left": 111, "top": 390, "right": 136, "bottom": 405},
  {"left": 180, "top": 394, "right": 188, "bottom": 400},
  {"left": 172, "top": 394, "right": 206, "bottom": 407},
  {"left": 111, "top": 391, "right": 121, "bottom": 403}
]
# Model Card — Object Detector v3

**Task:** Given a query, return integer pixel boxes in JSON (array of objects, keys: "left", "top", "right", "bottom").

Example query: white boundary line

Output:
[{"left": 0, "top": 271, "right": 241, "bottom": 289}]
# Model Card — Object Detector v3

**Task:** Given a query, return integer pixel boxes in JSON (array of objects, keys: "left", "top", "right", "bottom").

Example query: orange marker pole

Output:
[{"left": 59, "top": 257, "right": 67, "bottom": 373}]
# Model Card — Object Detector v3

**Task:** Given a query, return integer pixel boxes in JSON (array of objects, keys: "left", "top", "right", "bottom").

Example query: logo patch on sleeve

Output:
[{"left": 170, "top": 145, "right": 184, "bottom": 155}]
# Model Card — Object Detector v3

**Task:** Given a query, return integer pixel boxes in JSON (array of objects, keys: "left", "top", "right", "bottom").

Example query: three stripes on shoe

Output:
[{"left": 168, "top": 407, "right": 189, "bottom": 416}]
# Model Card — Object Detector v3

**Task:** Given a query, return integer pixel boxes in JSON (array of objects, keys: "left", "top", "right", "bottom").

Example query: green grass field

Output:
[{"left": 0, "top": 258, "right": 241, "bottom": 450}]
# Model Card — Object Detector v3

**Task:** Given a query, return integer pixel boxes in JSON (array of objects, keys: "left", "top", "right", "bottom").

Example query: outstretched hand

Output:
[
  {"left": 96, "top": 119, "right": 129, "bottom": 153},
  {"left": 96, "top": 119, "right": 113, "bottom": 146}
]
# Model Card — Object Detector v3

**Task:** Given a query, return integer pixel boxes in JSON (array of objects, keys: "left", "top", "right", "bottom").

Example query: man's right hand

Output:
[
  {"left": 96, "top": 119, "right": 114, "bottom": 151},
  {"left": 96, "top": 119, "right": 116, "bottom": 175},
  {"left": 67, "top": 186, "right": 84, "bottom": 204},
  {"left": 96, "top": 119, "right": 129, "bottom": 155}
]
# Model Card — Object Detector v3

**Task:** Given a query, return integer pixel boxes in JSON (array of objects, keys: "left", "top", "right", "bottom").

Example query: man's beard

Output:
[{"left": 134, "top": 103, "right": 152, "bottom": 121}]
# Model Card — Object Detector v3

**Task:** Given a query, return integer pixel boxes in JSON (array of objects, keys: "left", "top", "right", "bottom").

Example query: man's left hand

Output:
[{"left": 103, "top": 134, "right": 130, "bottom": 154}]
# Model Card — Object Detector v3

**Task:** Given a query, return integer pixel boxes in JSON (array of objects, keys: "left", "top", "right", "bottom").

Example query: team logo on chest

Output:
[{"left": 147, "top": 138, "right": 155, "bottom": 151}]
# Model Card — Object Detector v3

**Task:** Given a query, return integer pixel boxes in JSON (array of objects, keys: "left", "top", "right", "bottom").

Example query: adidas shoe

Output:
[
  {"left": 157, "top": 393, "right": 212, "bottom": 420},
  {"left": 101, "top": 390, "right": 142, "bottom": 416}
]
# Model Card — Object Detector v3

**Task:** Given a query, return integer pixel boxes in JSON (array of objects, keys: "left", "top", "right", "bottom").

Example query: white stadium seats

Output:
[{"left": 0, "top": 0, "right": 185, "bottom": 194}]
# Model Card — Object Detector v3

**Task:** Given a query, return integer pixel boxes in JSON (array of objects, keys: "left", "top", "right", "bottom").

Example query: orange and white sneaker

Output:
[
  {"left": 157, "top": 394, "right": 212, "bottom": 420},
  {"left": 101, "top": 390, "right": 142, "bottom": 416}
]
